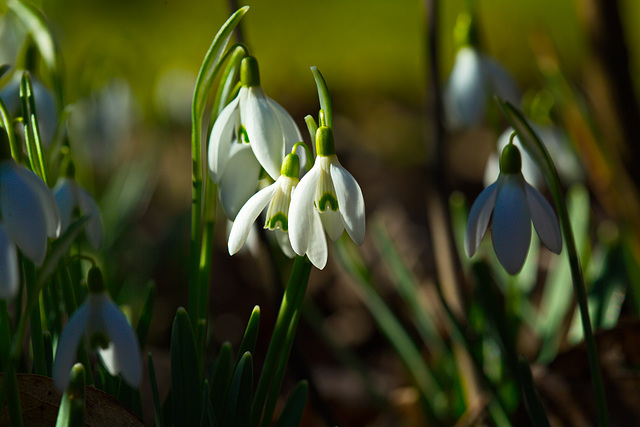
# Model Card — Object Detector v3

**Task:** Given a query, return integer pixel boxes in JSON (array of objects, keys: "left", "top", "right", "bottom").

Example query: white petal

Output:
[
  {"left": 525, "top": 183, "right": 562, "bottom": 254},
  {"left": 0, "top": 163, "right": 49, "bottom": 265},
  {"left": 267, "top": 97, "right": 304, "bottom": 156},
  {"left": 53, "top": 178, "right": 75, "bottom": 236},
  {"left": 77, "top": 186, "right": 104, "bottom": 249},
  {"left": 289, "top": 163, "right": 321, "bottom": 256},
  {"left": 241, "top": 87, "right": 284, "bottom": 180},
  {"left": 444, "top": 47, "right": 487, "bottom": 129},
  {"left": 208, "top": 95, "right": 240, "bottom": 183},
  {"left": 14, "top": 165, "right": 61, "bottom": 238},
  {"left": 275, "top": 229, "right": 296, "bottom": 258},
  {"left": 491, "top": 175, "right": 531, "bottom": 274},
  {"left": 218, "top": 143, "right": 261, "bottom": 219},
  {"left": 320, "top": 209, "right": 344, "bottom": 241},
  {"left": 306, "top": 209, "right": 328, "bottom": 269},
  {"left": 53, "top": 302, "right": 90, "bottom": 391},
  {"left": 330, "top": 160, "right": 365, "bottom": 244},
  {"left": 100, "top": 299, "right": 142, "bottom": 387},
  {"left": 465, "top": 181, "right": 498, "bottom": 258},
  {"left": 0, "top": 224, "right": 19, "bottom": 300},
  {"left": 228, "top": 184, "right": 276, "bottom": 255}
]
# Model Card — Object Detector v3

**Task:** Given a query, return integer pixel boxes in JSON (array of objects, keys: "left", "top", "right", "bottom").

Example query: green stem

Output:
[
  {"left": 497, "top": 98, "right": 609, "bottom": 426},
  {"left": 23, "top": 260, "right": 46, "bottom": 376},
  {"left": 249, "top": 256, "right": 312, "bottom": 427}
]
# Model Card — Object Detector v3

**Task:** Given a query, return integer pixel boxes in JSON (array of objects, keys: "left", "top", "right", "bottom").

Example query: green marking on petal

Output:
[
  {"left": 317, "top": 193, "right": 339, "bottom": 212},
  {"left": 89, "top": 331, "right": 110, "bottom": 350},
  {"left": 265, "top": 212, "right": 288, "bottom": 231},
  {"left": 238, "top": 125, "right": 249, "bottom": 144}
]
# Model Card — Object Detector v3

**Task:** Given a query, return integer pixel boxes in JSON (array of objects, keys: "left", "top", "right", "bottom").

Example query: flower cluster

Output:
[{"left": 211, "top": 61, "right": 365, "bottom": 269}]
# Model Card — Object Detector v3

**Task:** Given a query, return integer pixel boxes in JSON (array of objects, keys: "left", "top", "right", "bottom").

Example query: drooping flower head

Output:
[
  {"left": 228, "top": 149, "right": 303, "bottom": 258},
  {"left": 53, "top": 161, "right": 104, "bottom": 250},
  {"left": 208, "top": 55, "right": 303, "bottom": 219},
  {"left": 444, "top": 13, "right": 520, "bottom": 130},
  {"left": 289, "top": 126, "right": 365, "bottom": 269},
  {"left": 53, "top": 266, "right": 142, "bottom": 391},
  {"left": 0, "top": 127, "right": 60, "bottom": 267},
  {"left": 465, "top": 140, "right": 562, "bottom": 274}
]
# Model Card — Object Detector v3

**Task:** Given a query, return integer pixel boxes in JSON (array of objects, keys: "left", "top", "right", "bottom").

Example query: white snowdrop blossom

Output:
[
  {"left": 208, "top": 56, "right": 303, "bottom": 219},
  {"left": 228, "top": 151, "right": 301, "bottom": 258},
  {"left": 444, "top": 46, "right": 520, "bottom": 130},
  {"left": 54, "top": 173, "right": 104, "bottom": 250},
  {"left": 0, "top": 223, "right": 19, "bottom": 300},
  {"left": 54, "top": 267, "right": 142, "bottom": 391},
  {"left": 289, "top": 126, "right": 365, "bottom": 269},
  {"left": 465, "top": 143, "right": 562, "bottom": 275},
  {"left": 0, "top": 159, "right": 60, "bottom": 266}
]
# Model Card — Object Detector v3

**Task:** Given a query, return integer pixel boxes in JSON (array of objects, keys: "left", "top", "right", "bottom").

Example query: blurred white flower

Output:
[
  {"left": 0, "top": 159, "right": 60, "bottom": 265},
  {"left": 208, "top": 56, "right": 302, "bottom": 219},
  {"left": 0, "top": 223, "right": 19, "bottom": 300},
  {"left": 289, "top": 127, "right": 365, "bottom": 269},
  {"left": 53, "top": 176, "right": 104, "bottom": 249},
  {"left": 228, "top": 152, "right": 301, "bottom": 257},
  {"left": 53, "top": 268, "right": 141, "bottom": 391},
  {"left": 466, "top": 143, "right": 562, "bottom": 274},
  {"left": 444, "top": 46, "right": 520, "bottom": 130}
]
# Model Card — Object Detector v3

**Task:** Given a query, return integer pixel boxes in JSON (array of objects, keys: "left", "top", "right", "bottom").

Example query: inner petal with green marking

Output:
[
  {"left": 89, "top": 330, "right": 110, "bottom": 350},
  {"left": 314, "top": 156, "right": 339, "bottom": 212},
  {"left": 265, "top": 176, "right": 297, "bottom": 231}
]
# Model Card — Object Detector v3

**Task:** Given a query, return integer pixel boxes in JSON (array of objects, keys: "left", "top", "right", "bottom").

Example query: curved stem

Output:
[{"left": 497, "top": 98, "right": 609, "bottom": 426}]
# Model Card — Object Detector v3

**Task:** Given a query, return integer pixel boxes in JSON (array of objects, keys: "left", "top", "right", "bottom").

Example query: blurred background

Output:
[{"left": 3, "top": 0, "right": 640, "bottom": 425}]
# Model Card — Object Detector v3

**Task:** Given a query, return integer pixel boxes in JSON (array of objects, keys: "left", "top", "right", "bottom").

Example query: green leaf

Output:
[
  {"left": 517, "top": 357, "right": 550, "bottom": 427},
  {"left": 56, "top": 363, "right": 86, "bottom": 427},
  {"left": 136, "top": 281, "right": 156, "bottom": 349},
  {"left": 148, "top": 353, "right": 164, "bottom": 427},
  {"left": 210, "top": 342, "right": 234, "bottom": 417},
  {"left": 221, "top": 352, "right": 253, "bottom": 427},
  {"left": 171, "top": 307, "right": 201, "bottom": 427},
  {"left": 7, "top": 0, "right": 64, "bottom": 107},
  {"left": 273, "top": 381, "right": 308, "bottom": 427},
  {"left": 237, "top": 306, "right": 260, "bottom": 360}
]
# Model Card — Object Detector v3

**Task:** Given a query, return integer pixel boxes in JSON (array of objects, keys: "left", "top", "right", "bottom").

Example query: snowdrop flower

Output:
[
  {"left": 208, "top": 56, "right": 303, "bottom": 218},
  {"left": 0, "top": 223, "right": 19, "bottom": 300},
  {"left": 53, "top": 163, "right": 104, "bottom": 249},
  {"left": 53, "top": 267, "right": 142, "bottom": 391},
  {"left": 0, "top": 158, "right": 60, "bottom": 266},
  {"left": 289, "top": 126, "right": 365, "bottom": 269},
  {"left": 228, "top": 151, "right": 302, "bottom": 258},
  {"left": 465, "top": 142, "right": 562, "bottom": 274}
]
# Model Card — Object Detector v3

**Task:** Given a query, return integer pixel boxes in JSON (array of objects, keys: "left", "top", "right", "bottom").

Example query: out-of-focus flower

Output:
[
  {"left": 53, "top": 267, "right": 141, "bottom": 391},
  {"left": 0, "top": 159, "right": 60, "bottom": 266},
  {"left": 0, "top": 224, "right": 19, "bottom": 300},
  {"left": 228, "top": 151, "right": 301, "bottom": 258},
  {"left": 466, "top": 143, "right": 562, "bottom": 274},
  {"left": 444, "top": 46, "right": 520, "bottom": 130},
  {"left": 289, "top": 126, "right": 365, "bottom": 269},
  {"left": 484, "top": 127, "right": 583, "bottom": 188},
  {"left": 208, "top": 56, "right": 302, "bottom": 219},
  {"left": 53, "top": 164, "right": 104, "bottom": 250}
]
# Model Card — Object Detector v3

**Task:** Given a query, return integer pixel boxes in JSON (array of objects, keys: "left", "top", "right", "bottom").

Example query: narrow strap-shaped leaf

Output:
[
  {"left": 237, "top": 306, "right": 260, "bottom": 359},
  {"left": 273, "top": 381, "right": 308, "bottom": 427},
  {"left": 210, "top": 342, "right": 234, "bottom": 417},
  {"left": 222, "top": 351, "right": 254, "bottom": 427},
  {"left": 171, "top": 307, "right": 202, "bottom": 427},
  {"left": 517, "top": 357, "right": 550, "bottom": 427},
  {"left": 136, "top": 281, "right": 156, "bottom": 349},
  {"left": 148, "top": 353, "right": 164, "bottom": 427}
]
